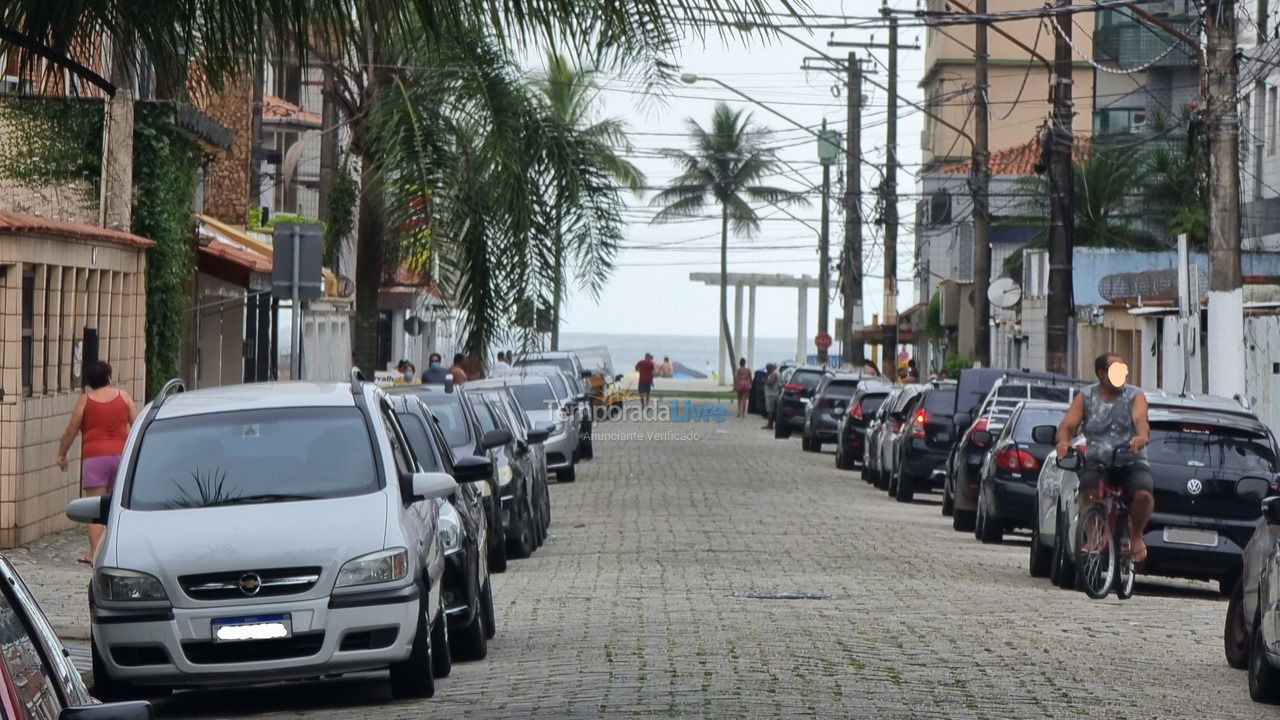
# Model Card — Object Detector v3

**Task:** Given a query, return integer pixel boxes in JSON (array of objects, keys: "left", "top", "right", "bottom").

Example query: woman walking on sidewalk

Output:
[
  {"left": 56, "top": 361, "right": 138, "bottom": 564},
  {"left": 734, "top": 358, "right": 752, "bottom": 418}
]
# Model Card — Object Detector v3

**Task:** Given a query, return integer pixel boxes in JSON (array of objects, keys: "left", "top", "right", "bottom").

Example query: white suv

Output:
[{"left": 68, "top": 373, "right": 482, "bottom": 700}]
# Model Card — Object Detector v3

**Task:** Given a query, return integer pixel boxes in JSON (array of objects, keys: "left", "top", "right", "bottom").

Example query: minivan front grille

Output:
[
  {"left": 179, "top": 567, "right": 322, "bottom": 601},
  {"left": 181, "top": 632, "right": 324, "bottom": 664}
]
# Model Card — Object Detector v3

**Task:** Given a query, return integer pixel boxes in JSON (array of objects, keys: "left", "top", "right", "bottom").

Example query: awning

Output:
[{"left": 0, "top": 211, "right": 153, "bottom": 248}]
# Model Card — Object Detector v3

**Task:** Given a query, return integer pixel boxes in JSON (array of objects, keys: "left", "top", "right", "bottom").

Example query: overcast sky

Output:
[{"left": 548, "top": 1, "right": 927, "bottom": 340}]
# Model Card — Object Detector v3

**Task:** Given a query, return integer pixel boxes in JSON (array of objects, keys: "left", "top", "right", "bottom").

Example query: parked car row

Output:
[
  {"left": 55, "top": 350, "right": 600, "bottom": 708},
  {"left": 773, "top": 365, "right": 1280, "bottom": 706}
]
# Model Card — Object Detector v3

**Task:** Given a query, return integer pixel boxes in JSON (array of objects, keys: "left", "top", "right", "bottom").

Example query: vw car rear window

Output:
[
  {"left": 127, "top": 408, "right": 378, "bottom": 510},
  {"left": 1146, "top": 424, "right": 1277, "bottom": 473},
  {"left": 924, "top": 388, "right": 956, "bottom": 414},
  {"left": 511, "top": 383, "right": 556, "bottom": 412},
  {"left": 1010, "top": 407, "right": 1068, "bottom": 442},
  {"left": 823, "top": 381, "right": 858, "bottom": 400},
  {"left": 860, "top": 394, "right": 888, "bottom": 416},
  {"left": 791, "top": 370, "right": 823, "bottom": 390}
]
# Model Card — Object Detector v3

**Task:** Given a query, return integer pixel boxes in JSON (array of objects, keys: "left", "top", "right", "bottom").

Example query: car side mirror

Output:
[
  {"left": 1056, "top": 451, "right": 1082, "bottom": 471},
  {"left": 527, "top": 427, "right": 550, "bottom": 444},
  {"left": 67, "top": 495, "right": 109, "bottom": 525},
  {"left": 60, "top": 701, "right": 156, "bottom": 720},
  {"left": 1265, "top": 496, "right": 1280, "bottom": 525},
  {"left": 1238, "top": 476, "right": 1272, "bottom": 503},
  {"left": 954, "top": 411, "right": 972, "bottom": 429},
  {"left": 410, "top": 471, "right": 458, "bottom": 501},
  {"left": 452, "top": 455, "right": 494, "bottom": 484},
  {"left": 970, "top": 430, "right": 992, "bottom": 446},
  {"left": 580, "top": 369, "right": 593, "bottom": 379},
  {"left": 443, "top": 376, "right": 454, "bottom": 393},
  {"left": 1031, "top": 425, "right": 1057, "bottom": 445},
  {"left": 481, "top": 428, "right": 512, "bottom": 449}
]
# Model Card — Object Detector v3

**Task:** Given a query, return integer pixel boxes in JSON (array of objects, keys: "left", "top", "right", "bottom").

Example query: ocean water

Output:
[{"left": 559, "top": 331, "right": 816, "bottom": 378}]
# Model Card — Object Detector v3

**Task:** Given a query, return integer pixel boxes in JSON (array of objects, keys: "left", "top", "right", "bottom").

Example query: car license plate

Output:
[
  {"left": 1162, "top": 527, "right": 1219, "bottom": 547},
  {"left": 211, "top": 614, "right": 292, "bottom": 643}
]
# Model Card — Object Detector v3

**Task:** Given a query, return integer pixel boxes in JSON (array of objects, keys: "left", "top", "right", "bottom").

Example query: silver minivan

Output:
[{"left": 68, "top": 376, "right": 480, "bottom": 700}]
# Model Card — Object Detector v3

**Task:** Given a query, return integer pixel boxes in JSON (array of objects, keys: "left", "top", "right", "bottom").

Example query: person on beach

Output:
[
  {"left": 734, "top": 358, "right": 752, "bottom": 418},
  {"left": 56, "top": 361, "right": 138, "bottom": 564},
  {"left": 659, "top": 356, "right": 674, "bottom": 378},
  {"left": 635, "top": 353, "right": 656, "bottom": 409},
  {"left": 450, "top": 353, "right": 469, "bottom": 385}
]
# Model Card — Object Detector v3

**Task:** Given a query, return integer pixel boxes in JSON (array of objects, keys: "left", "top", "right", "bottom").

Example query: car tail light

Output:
[
  {"left": 912, "top": 410, "right": 927, "bottom": 438},
  {"left": 783, "top": 383, "right": 803, "bottom": 394},
  {"left": 850, "top": 403, "right": 864, "bottom": 421},
  {"left": 969, "top": 417, "right": 990, "bottom": 446},
  {"left": 996, "top": 447, "right": 1038, "bottom": 472}
]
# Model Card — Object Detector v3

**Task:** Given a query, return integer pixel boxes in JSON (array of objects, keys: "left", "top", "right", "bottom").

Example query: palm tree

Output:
[
  {"left": 651, "top": 102, "right": 806, "bottom": 371},
  {"left": 534, "top": 52, "right": 645, "bottom": 350}
]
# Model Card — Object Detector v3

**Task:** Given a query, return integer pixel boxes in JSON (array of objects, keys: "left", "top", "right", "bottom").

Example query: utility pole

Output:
[
  {"left": 1204, "top": 0, "right": 1245, "bottom": 397},
  {"left": 972, "top": 0, "right": 992, "bottom": 368},
  {"left": 882, "top": 12, "right": 900, "bottom": 369},
  {"left": 844, "top": 53, "right": 864, "bottom": 366},
  {"left": 1045, "top": 0, "right": 1074, "bottom": 375},
  {"left": 818, "top": 118, "right": 832, "bottom": 365}
]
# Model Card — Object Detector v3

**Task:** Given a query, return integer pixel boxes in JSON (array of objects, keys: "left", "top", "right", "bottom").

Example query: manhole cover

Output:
[{"left": 728, "top": 591, "right": 830, "bottom": 600}]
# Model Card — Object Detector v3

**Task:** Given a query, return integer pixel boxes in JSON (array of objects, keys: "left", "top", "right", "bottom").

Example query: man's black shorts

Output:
[
  {"left": 638, "top": 381, "right": 653, "bottom": 394},
  {"left": 1078, "top": 464, "right": 1154, "bottom": 502}
]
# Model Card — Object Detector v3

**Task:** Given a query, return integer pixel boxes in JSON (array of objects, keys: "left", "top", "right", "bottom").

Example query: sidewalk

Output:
[{"left": 8, "top": 528, "right": 93, "bottom": 641}]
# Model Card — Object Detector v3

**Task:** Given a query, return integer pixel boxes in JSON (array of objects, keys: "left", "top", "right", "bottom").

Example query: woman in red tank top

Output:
[{"left": 56, "top": 361, "right": 138, "bottom": 564}]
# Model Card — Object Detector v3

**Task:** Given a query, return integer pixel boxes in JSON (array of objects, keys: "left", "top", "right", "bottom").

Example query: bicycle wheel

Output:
[
  {"left": 1114, "top": 523, "right": 1135, "bottom": 600},
  {"left": 1074, "top": 504, "right": 1115, "bottom": 599}
]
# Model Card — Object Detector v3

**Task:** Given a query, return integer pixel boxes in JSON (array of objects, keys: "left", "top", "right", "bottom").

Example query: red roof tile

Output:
[
  {"left": 0, "top": 211, "right": 153, "bottom": 248},
  {"left": 262, "top": 94, "right": 322, "bottom": 128},
  {"left": 195, "top": 226, "right": 272, "bottom": 273},
  {"left": 937, "top": 134, "right": 1089, "bottom": 176}
]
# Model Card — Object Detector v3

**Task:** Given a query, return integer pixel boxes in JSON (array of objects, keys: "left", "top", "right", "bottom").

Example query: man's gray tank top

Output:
[{"left": 1080, "top": 383, "right": 1148, "bottom": 465}]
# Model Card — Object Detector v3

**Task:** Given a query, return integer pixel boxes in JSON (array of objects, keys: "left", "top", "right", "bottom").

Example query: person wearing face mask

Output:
[{"left": 422, "top": 352, "right": 450, "bottom": 384}]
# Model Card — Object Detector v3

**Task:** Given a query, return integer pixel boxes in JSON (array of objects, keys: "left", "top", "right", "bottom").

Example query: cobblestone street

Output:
[{"left": 13, "top": 409, "right": 1270, "bottom": 719}]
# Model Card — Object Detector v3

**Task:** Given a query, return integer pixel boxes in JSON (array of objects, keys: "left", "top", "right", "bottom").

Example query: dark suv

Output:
[
  {"left": 802, "top": 373, "right": 869, "bottom": 452},
  {"left": 888, "top": 381, "right": 956, "bottom": 502},
  {"left": 835, "top": 383, "right": 893, "bottom": 470},
  {"left": 974, "top": 400, "right": 1067, "bottom": 543},
  {"left": 774, "top": 366, "right": 829, "bottom": 439}
]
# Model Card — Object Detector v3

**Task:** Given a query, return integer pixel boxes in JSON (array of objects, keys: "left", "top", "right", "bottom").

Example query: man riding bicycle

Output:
[{"left": 1055, "top": 353, "right": 1154, "bottom": 563}]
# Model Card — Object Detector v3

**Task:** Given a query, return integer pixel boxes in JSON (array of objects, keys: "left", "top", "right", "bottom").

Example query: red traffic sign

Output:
[{"left": 815, "top": 332, "right": 832, "bottom": 350}]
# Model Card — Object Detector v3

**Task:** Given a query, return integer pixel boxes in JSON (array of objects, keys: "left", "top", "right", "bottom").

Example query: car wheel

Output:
[
  {"left": 1251, "top": 611, "right": 1280, "bottom": 702},
  {"left": 977, "top": 496, "right": 1004, "bottom": 543},
  {"left": 1028, "top": 511, "right": 1052, "bottom": 578},
  {"left": 507, "top": 492, "right": 536, "bottom": 559},
  {"left": 481, "top": 579, "right": 497, "bottom": 640},
  {"left": 1221, "top": 572, "right": 1241, "bottom": 598},
  {"left": 894, "top": 472, "right": 915, "bottom": 503},
  {"left": 836, "top": 445, "right": 854, "bottom": 470},
  {"left": 875, "top": 464, "right": 891, "bottom": 491},
  {"left": 973, "top": 498, "right": 985, "bottom": 540},
  {"left": 389, "top": 593, "right": 437, "bottom": 699},
  {"left": 941, "top": 479, "right": 955, "bottom": 517},
  {"left": 800, "top": 433, "right": 812, "bottom": 451},
  {"left": 431, "top": 603, "right": 452, "bottom": 678},
  {"left": 775, "top": 423, "right": 791, "bottom": 439},
  {"left": 953, "top": 506, "right": 976, "bottom": 532},
  {"left": 1227, "top": 579, "right": 1249, "bottom": 670},
  {"left": 556, "top": 465, "right": 576, "bottom": 483},
  {"left": 1051, "top": 512, "right": 1075, "bottom": 589},
  {"left": 450, "top": 598, "right": 488, "bottom": 662},
  {"left": 811, "top": 439, "right": 823, "bottom": 452}
]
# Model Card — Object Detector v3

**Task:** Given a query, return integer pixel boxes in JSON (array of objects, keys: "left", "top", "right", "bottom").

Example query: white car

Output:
[{"left": 68, "top": 374, "right": 482, "bottom": 700}]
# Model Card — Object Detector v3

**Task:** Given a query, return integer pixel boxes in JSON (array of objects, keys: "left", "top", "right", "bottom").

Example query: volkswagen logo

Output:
[
  {"left": 238, "top": 573, "right": 263, "bottom": 596},
  {"left": 1186, "top": 478, "right": 1203, "bottom": 496}
]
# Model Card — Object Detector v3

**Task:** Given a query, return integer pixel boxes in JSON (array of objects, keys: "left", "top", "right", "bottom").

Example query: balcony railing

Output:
[{"left": 1093, "top": 9, "right": 1196, "bottom": 69}]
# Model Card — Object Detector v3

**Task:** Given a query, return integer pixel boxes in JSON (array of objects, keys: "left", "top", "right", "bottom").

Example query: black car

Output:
[
  {"left": 974, "top": 400, "right": 1067, "bottom": 543},
  {"left": 392, "top": 385, "right": 511, "bottom": 573},
  {"left": 466, "top": 391, "right": 542, "bottom": 560},
  {"left": 945, "top": 370, "right": 1081, "bottom": 531},
  {"left": 392, "top": 394, "right": 500, "bottom": 661},
  {"left": 888, "top": 381, "right": 956, "bottom": 502},
  {"left": 835, "top": 383, "right": 893, "bottom": 470},
  {"left": 774, "top": 366, "right": 829, "bottom": 439},
  {"left": 802, "top": 373, "right": 870, "bottom": 452},
  {"left": 474, "top": 386, "right": 553, "bottom": 546}
]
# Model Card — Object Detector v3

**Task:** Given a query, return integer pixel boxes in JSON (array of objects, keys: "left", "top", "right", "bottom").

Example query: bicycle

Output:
[{"left": 1056, "top": 444, "right": 1140, "bottom": 600}]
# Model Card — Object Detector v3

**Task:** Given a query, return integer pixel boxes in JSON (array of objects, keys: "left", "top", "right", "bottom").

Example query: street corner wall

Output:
[{"left": 197, "top": 79, "right": 253, "bottom": 227}]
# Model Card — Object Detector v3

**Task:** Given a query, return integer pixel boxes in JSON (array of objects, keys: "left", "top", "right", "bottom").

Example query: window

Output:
[
  {"left": 379, "top": 402, "right": 416, "bottom": 477},
  {"left": 420, "top": 396, "right": 472, "bottom": 448},
  {"left": 472, "top": 401, "right": 497, "bottom": 433},
  {"left": 1267, "top": 86, "right": 1276, "bottom": 155},
  {"left": 127, "top": 408, "right": 379, "bottom": 510},
  {"left": 21, "top": 270, "right": 33, "bottom": 396},
  {"left": 0, "top": 582, "right": 63, "bottom": 719},
  {"left": 397, "top": 412, "right": 443, "bottom": 472},
  {"left": 510, "top": 383, "right": 556, "bottom": 414}
]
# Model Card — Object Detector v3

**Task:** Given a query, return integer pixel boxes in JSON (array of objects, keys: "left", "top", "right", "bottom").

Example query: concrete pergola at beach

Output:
[{"left": 689, "top": 272, "right": 835, "bottom": 385}]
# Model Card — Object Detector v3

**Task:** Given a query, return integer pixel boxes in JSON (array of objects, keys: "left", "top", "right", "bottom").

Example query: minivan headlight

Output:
[
  {"left": 95, "top": 568, "right": 168, "bottom": 602},
  {"left": 438, "top": 503, "right": 462, "bottom": 555},
  {"left": 335, "top": 548, "right": 408, "bottom": 588}
]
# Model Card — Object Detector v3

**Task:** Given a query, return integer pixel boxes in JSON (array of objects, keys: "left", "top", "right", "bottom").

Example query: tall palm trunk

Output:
[
  {"left": 551, "top": 205, "right": 564, "bottom": 351},
  {"left": 719, "top": 206, "right": 736, "bottom": 381},
  {"left": 352, "top": 150, "right": 385, "bottom": 375}
]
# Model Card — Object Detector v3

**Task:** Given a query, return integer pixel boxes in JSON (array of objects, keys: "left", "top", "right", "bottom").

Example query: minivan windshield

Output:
[
  {"left": 127, "top": 408, "right": 378, "bottom": 510},
  {"left": 518, "top": 357, "right": 576, "bottom": 377},
  {"left": 419, "top": 395, "right": 472, "bottom": 448}
]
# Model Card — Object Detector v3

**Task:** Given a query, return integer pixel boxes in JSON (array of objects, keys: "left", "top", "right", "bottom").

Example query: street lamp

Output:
[{"left": 681, "top": 71, "right": 840, "bottom": 364}]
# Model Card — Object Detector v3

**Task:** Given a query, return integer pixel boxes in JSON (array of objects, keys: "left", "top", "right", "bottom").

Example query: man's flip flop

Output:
[{"left": 76, "top": 556, "right": 92, "bottom": 565}]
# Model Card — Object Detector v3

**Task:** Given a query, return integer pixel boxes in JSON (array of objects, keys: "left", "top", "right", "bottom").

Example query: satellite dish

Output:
[{"left": 988, "top": 277, "right": 1022, "bottom": 309}]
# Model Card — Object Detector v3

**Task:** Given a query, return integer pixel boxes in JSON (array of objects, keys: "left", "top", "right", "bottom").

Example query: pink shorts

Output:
[{"left": 83, "top": 454, "right": 121, "bottom": 490}]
